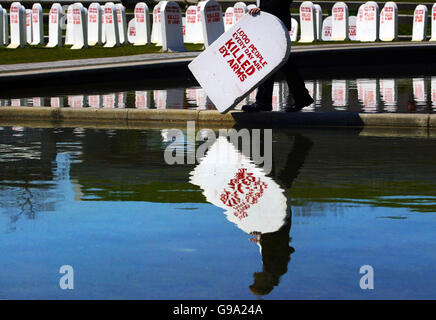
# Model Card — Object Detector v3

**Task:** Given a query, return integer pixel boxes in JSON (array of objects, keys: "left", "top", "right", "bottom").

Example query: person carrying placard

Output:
[{"left": 242, "top": 1, "right": 314, "bottom": 112}]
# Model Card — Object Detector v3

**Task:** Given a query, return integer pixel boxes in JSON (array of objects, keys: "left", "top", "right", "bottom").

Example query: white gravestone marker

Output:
[
  {"left": 193, "top": 2, "right": 204, "bottom": 43},
  {"left": 65, "top": 5, "right": 74, "bottom": 45},
  {"left": 360, "top": 1, "right": 379, "bottom": 42},
  {"left": 188, "top": 12, "right": 291, "bottom": 113},
  {"left": 31, "top": 3, "right": 43, "bottom": 45},
  {"left": 247, "top": 4, "right": 257, "bottom": 11},
  {"left": 151, "top": 1, "right": 163, "bottom": 44},
  {"left": 185, "top": 5, "right": 197, "bottom": 42},
  {"left": 3, "top": 8, "right": 9, "bottom": 46},
  {"left": 87, "top": 3, "right": 102, "bottom": 46},
  {"left": 321, "top": 16, "right": 332, "bottom": 41},
  {"left": 299, "top": 1, "right": 316, "bottom": 43},
  {"left": 289, "top": 18, "right": 298, "bottom": 41},
  {"left": 348, "top": 15, "right": 357, "bottom": 40},
  {"left": 46, "top": 3, "right": 62, "bottom": 47},
  {"left": 8, "top": 2, "right": 26, "bottom": 48},
  {"left": 0, "top": 6, "right": 3, "bottom": 46},
  {"left": 200, "top": 0, "right": 224, "bottom": 48},
  {"left": 430, "top": 3, "right": 436, "bottom": 41},
  {"left": 224, "top": 7, "right": 234, "bottom": 32},
  {"left": 412, "top": 5, "right": 428, "bottom": 41},
  {"left": 133, "top": 2, "right": 150, "bottom": 45},
  {"left": 26, "top": 9, "right": 33, "bottom": 44},
  {"left": 71, "top": 3, "right": 87, "bottom": 49},
  {"left": 160, "top": 1, "right": 185, "bottom": 52},
  {"left": 331, "top": 2, "right": 349, "bottom": 41},
  {"left": 314, "top": 4, "right": 322, "bottom": 41},
  {"left": 379, "top": 1, "right": 398, "bottom": 41},
  {"left": 233, "top": 2, "right": 247, "bottom": 25},
  {"left": 104, "top": 2, "right": 119, "bottom": 47},
  {"left": 115, "top": 3, "right": 127, "bottom": 44},
  {"left": 127, "top": 18, "right": 135, "bottom": 43}
]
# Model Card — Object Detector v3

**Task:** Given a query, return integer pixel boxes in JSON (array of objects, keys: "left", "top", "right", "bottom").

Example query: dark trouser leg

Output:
[
  {"left": 255, "top": 74, "right": 275, "bottom": 108},
  {"left": 281, "top": 59, "right": 313, "bottom": 106}
]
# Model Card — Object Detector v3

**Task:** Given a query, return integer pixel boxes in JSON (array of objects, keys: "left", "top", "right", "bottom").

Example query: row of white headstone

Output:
[{"left": 295, "top": 1, "right": 436, "bottom": 42}]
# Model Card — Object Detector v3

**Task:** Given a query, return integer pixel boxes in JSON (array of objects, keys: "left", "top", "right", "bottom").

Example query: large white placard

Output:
[
  {"left": 71, "top": 3, "right": 87, "bottom": 49},
  {"left": 8, "top": 2, "right": 26, "bottom": 48},
  {"left": 233, "top": 2, "right": 247, "bottom": 25},
  {"left": 348, "top": 15, "right": 357, "bottom": 40},
  {"left": 151, "top": 1, "right": 163, "bottom": 44},
  {"left": 412, "top": 4, "right": 428, "bottom": 41},
  {"left": 160, "top": 1, "right": 185, "bottom": 52},
  {"left": 103, "top": 2, "right": 119, "bottom": 47},
  {"left": 188, "top": 12, "right": 291, "bottom": 113},
  {"left": 224, "top": 7, "right": 234, "bottom": 32},
  {"left": 46, "top": 3, "right": 62, "bottom": 47},
  {"left": 199, "top": 0, "right": 224, "bottom": 47},
  {"left": 299, "top": 1, "right": 316, "bottom": 43},
  {"left": 321, "top": 16, "right": 332, "bottom": 41},
  {"left": 87, "top": 2, "right": 102, "bottom": 46},
  {"left": 331, "top": 2, "right": 348, "bottom": 40},
  {"left": 31, "top": 3, "right": 43, "bottom": 45},
  {"left": 133, "top": 2, "right": 150, "bottom": 45},
  {"left": 379, "top": 1, "right": 398, "bottom": 41},
  {"left": 115, "top": 3, "right": 127, "bottom": 44}
]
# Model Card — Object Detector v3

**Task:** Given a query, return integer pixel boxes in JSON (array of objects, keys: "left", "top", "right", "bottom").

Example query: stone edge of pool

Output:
[{"left": 0, "top": 107, "right": 435, "bottom": 129}]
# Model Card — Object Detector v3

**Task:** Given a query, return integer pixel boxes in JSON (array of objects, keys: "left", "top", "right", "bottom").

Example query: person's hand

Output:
[{"left": 248, "top": 7, "right": 261, "bottom": 15}]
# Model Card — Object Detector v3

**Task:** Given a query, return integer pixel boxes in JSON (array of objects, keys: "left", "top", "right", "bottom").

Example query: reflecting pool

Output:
[{"left": 1, "top": 125, "right": 436, "bottom": 299}]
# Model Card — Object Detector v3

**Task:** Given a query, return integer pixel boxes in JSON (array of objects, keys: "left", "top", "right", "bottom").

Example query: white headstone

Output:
[
  {"left": 331, "top": 2, "right": 348, "bottom": 41},
  {"left": 101, "top": 4, "right": 106, "bottom": 43},
  {"left": 71, "top": 3, "right": 87, "bottom": 49},
  {"left": 160, "top": 1, "right": 185, "bottom": 52},
  {"left": 26, "top": 9, "right": 33, "bottom": 44},
  {"left": 133, "top": 2, "right": 150, "bottom": 45},
  {"left": 289, "top": 18, "right": 298, "bottom": 41},
  {"left": 87, "top": 3, "right": 102, "bottom": 46},
  {"left": 65, "top": 5, "right": 74, "bottom": 45},
  {"left": 188, "top": 12, "right": 291, "bottom": 113},
  {"left": 30, "top": 3, "right": 43, "bottom": 45},
  {"left": 358, "top": 2, "right": 379, "bottom": 42},
  {"left": 430, "top": 3, "right": 436, "bottom": 41},
  {"left": 314, "top": 4, "right": 322, "bottom": 41},
  {"left": 299, "top": 1, "right": 316, "bottom": 43},
  {"left": 379, "top": 2, "right": 398, "bottom": 41},
  {"left": 224, "top": 7, "right": 234, "bottom": 32},
  {"left": 0, "top": 6, "right": 4, "bottom": 46},
  {"left": 103, "top": 2, "right": 119, "bottom": 47},
  {"left": 332, "top": 79, "right": 348, "bottom": 107},
  {"left": 184, "top": 5, "right": 197, "bottom": 42},
  {"left": 412, "top": 4, "right": 428, "bottom": 41},
  {"left": 348, "top": 15, "right": 357, "bottom": 40},
  {"left": 8, "top": 2, "right": 26, "bottom": 48},
  {"left": 233, "top": 2, "right": 247, "bottom": 25},
  {"left": 115, "top": 3, "right": 127, "bottom": 44},
  {"left": 247, "top": 4, "right": 257, "bottom": 11},
  {"left": 199, "top": 0, "right": 224, "bottom": 47},
  {"left": 3, "top": 8, "right": 9, "bottom": 46},
  {"left": 151, "top": 1, "right": 163, "bottom": 44},
  {"left": 127, "top": 18, "right": 135, "bottom": 43},
  {"left": 321, "top": 16, "right": 332, "bottom": 41},
  {"left": 46, "top": 3, "right": 62, "bottom": 47}
]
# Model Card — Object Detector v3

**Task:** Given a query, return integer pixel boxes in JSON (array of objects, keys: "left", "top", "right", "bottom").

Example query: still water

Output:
[
  {"left": 1, "top": 76, "right": 436, "bottom": 113},
  {"left": 0, "top": 125, "right": 435, "bottom": 299}
]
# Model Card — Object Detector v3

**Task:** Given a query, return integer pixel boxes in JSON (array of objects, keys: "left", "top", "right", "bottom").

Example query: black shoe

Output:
[
  {"left": 241, "top": 103, "right": 272, "bottom": 113},
  {"left": 284, "top": 96, "right": 314, "bottom": 112}
]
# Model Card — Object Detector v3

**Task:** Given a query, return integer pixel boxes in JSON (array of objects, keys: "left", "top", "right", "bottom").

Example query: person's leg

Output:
[
  {"left": 242, "top": 75, "right": 275, "bottom": 112},
  {"left": 282, "top": 59, "right": 314, "bottom": 111}
]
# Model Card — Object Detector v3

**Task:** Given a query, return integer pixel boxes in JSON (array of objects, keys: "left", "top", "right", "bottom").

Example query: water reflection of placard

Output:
[
  {"left": 380, "top": 79, "right": 397, "bottom": 112},
  {"left": 331, "top": 79, "right": 348, "bottom": 109},
  {"left": 357, "top": 79, "right": 378, "bottom": 112},
  {"left": 153, "top": 89, "right": 184, "bottom": 109},
  {"left": 413, "top": 77, "right": 427, "bottom": 108},
  {"left": 135, "top": 91, "right": 150, "bottom": 109}
]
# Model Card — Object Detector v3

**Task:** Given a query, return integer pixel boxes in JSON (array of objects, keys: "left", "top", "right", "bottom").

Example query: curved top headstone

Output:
[
  {"left": 188, "top": 12, "right": 291, "bottom": 113},
  {"left": 233, "top": 2, "right": 247, "bottom": 25}
]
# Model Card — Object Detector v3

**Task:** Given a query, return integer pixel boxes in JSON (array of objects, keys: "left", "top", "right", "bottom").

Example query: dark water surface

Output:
[{"left": 0, "top": 125, "right": 436, "bottom": 299}]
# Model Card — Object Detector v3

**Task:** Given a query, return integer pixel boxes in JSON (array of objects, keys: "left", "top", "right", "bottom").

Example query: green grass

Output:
[{"left": 0, "top": 43, "right": 204, "bottom": 65}]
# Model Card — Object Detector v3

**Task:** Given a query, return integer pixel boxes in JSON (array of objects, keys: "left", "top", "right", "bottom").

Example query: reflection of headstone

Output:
[
  {"left": 46, "top": 3, "right": 62, "bottom": 47},
  {"left": 224, "top": 7, "right": 234, "bottom": 32},
  {"left": 412, "top": 5, "right": 428, "bottom": 41},
  {"left": 379, "top": 1, "right": 398, "bottom": 41},
  {"left": 321, "top": 16, "right": 332, "bottom": 41},
  {"left": 413, "top": 77, "right": 427, "bottom": 106},
  {"left": 153, "top": 89, "right": 184, "bottom": 109},
  {"left": 348, "top": 16, "right": 357, "bottom": 40},
  {"left": 50, "top": 97, "right": 63, "bottom": 107},
  {"left": 71, "top": 3, "right": 88, "bottom": 49},
  {"left": 199, "top": 0, "right": 224, "bottom": 47},
  {"left": 431, "top": 77, "right": 436, "bottom": 109},
  {"left": 133, "top": 2, "right": 150, "bottom": 45},
  {"left": 357, "top": 79, "right": 378, "bottom": 112},
  {"left": 88, "top": 95, "right": 102, "bottom": 108},
  {"left": 185, "top": 5, "right": 198, "bottom": 42},
  {"left": 299, "top": 1, "right": 316, "bottom": 43},
  {"left": 127, "top": 18, "right": 135, "bottom": 43},
  {"left": 196, "top": 88, "right": 215, "bottom": 110},
  {"left": 160, "top": 1, "right": 185, "bottom": 52},
  {"left": 135, "top": 91, "right": 150, "bottom": 109},
  {"left": 102, "top": 93, "right": 117, "bottom": 108},
  {"left": 25, "top": 9, "right": 33, "bottom": 44},
  {"left": 65, "top": 5, "right": 74, "bottom": 45},
  {"left": 331, "top": 2, "right": 348, "bottom": 41},
  {"left": 69, "top": 95, "right": 84, "bottom": 108},
  {"left": 289, "top": 18, "right": 298, "bottom": 41},
  {"left": 189, "top": 12, "right": 291, "bottom": 113},
  {"left": 379, "top": 78, "right": 397, "bottom": 112},
  {"left": 32, "top": 97, "right": 45, "bottom": 107},
  {"left": 11, "top": 98, "right": 24, "bottom": 106},
  {"left": 31, "top": 3, "right": 43, "bottom": 45},
  {"left": 87, "top": 2, "right": 102, "bottom": 46},
  {"left": 303, "top": 81, "right": 315, "bottom": 111},
  {"left": 117, "top": 92, "right": 126, "bottom": 108},
  {"left": 233, "top": 2, "right": 247, "bottom": 25},
  {"left": 331, "top": 79, "right": 348, "bottom": 108},
  {"left": 315, "top": 80, "right": 322, "bottom": 105},
  {"left": 104, "top": 2, "right": 119, "bottom": 47},
  {"left": 151, "top": 1, "right": 163, "bottom": 44},
  {"left": 314, "top": 4, "right": 322, "bottom": 41},
  {"left": 115, "top": 3, "right": 127, "bottom": 44},
  {"left": 430, "top": 4, "right": 436, "bottom": 41}
]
